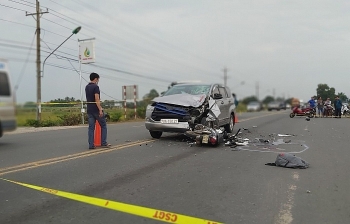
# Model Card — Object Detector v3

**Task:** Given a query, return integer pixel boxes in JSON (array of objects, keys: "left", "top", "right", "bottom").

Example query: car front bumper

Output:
[{"left": 145, "top": 117, "right": 190, "bottom": 133}]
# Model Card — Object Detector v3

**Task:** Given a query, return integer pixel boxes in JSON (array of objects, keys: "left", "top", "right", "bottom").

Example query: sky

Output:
[{"left": 1, "top": 0, "right": 350, "bottom": 104}]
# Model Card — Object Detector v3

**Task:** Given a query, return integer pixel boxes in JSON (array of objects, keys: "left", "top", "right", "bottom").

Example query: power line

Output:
[
  {"left": 8, "top": 0, "right": 35, "bottom": 9},
  {"left": 0, "top": 41, "right": 171, "bottom": 83},
  {"left": 41, "top": 17, "right": 76, "bottom": 31},
  {"left": 88, "top": 64, "right": 171, "bottom": 83},
  {"left": 4, "top": 1, "right": 223, "bottom": 89},
  {"left": 14, "top": 31, "right": 36, "bottom": 91},
  {"left": 0, "top": 3, "right": 26, "bottom": 12},
  {"left": 44, "top": 1, "right": 218, "bottom": 77},
  {"left": 68, "top": 0, "right": 223, "bottom": 68}
]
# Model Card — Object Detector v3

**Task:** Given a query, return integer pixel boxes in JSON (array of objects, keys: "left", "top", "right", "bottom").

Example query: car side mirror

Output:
[{"left": 213, "top": 93, "right": 223, "bottom": 99}]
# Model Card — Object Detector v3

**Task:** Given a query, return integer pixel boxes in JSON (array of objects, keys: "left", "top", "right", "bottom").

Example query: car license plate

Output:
[
  {"left": 160, "top": 119, "right": 178, "bottom": 124},
  {"left": 202, "top": 135, "right": 209, "bottom": 144}
]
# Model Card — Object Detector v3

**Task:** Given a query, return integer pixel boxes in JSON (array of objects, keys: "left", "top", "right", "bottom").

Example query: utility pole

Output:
[
  {"left": 222, "top": 67, "right": 228, "bottom": 87},
  {"left": 26, "top": 0, "right": 48, "bottom": 121}
]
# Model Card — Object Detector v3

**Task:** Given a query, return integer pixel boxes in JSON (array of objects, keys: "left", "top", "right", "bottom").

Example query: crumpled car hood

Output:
[{"left": 152, "top": 93, "right": 207, "bottom": 107}]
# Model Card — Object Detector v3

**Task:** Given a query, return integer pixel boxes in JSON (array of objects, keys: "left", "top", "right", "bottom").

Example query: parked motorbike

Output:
[
  {"left": 341, "top": 104, "right": 350, "bottom": 116},
  {"left": 324, "top": 105, "right": 334, "bottom": 117},
  {"left": 290, "top": 106, "right": 315, "bottom": 118}
]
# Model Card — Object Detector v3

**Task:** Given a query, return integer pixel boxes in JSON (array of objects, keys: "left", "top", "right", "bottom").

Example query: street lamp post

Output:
[{"left": 38, "top": 26, "right": 81, "bottom": 121}]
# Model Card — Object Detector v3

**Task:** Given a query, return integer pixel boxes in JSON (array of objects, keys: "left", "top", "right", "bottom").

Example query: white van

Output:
[{"left": 0, "top": 59, "right": 16, "bottom": 137}]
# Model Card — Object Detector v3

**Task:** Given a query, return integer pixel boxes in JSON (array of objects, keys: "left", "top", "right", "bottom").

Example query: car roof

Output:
[{"left": 172, "top": 82, "right": 220, "bottom": 86}]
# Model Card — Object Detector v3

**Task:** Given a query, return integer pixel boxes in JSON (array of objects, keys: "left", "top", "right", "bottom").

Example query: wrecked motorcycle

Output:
[
  {"left": 184, "top": 101, "right": 227, "bottom": 147},
  {"left": 289, "top": 106, "right": 315, "bottom": 118},
  {"left": 184, "top": 124, "right": 225, "bottom": 146}
]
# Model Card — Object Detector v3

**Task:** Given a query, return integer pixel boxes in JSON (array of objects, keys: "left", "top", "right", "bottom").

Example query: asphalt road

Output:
[{"left": 0, "top": 111, "right": 350, "bottom": 224}]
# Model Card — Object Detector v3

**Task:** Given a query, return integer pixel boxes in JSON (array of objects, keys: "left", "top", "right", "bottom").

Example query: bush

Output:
[
  {"left": 58, "top": 114, "right": 82, "bottom": 126},
  {"left": 126, "top": 110, "right": 137, "bottom": 120},
  {"left": 137, "top": 106, "right": 146, "bottom": 119},
  {"left": 82, "top": 112, "right": 122, "bottom": 123},
  {"left": 25, "top": 119, "right": 60, "bottom": 127},
  {"left": 25, "top": 119, "right": 41, "bottom": 127},
  {"left": 236, "top": 103, "right": 247, "bottom": 113},
  {"left": 41, "top": 119, "right": 60, "bottom": 127},
  {"left": 109, "top": 111, "right": 122, "bottom": 122}
]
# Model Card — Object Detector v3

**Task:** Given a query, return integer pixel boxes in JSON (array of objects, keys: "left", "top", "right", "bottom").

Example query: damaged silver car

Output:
[{"left": 145, "top": 83, "right": 236, "bottom": 138}]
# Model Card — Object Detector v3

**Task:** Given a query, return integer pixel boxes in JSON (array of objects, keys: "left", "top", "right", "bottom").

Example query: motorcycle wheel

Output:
[
  {"left": 289, "top": 113, "right": 295, "bottom": 118},
  {"left": 309, "top": 113, "right": 315, "bottom": 118}
]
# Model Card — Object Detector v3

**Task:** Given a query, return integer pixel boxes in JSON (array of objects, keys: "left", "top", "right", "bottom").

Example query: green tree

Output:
[
  {"left": 338, "top": 92, "right": 348, "bottom": 102},
  {"left": 317, "top": 84, "right": 335, "bottom": 100},
  {"left": 23, "top": 101, "right": 36, "bottom": 108},
  {"left": 45, "top": 97, "right": 79, "bottom": 107},
  {"left": 241, "top": 96, "right": 259, "bottom": 105},
  {"left": 143, "top": 89, "right": 159, "bottom": 100},
  {"left": 284, "top": 98, "right": 293, "bottom": 105},
  {"left": 141, "top": 89, "right": 160, "bottom": 106},
  {"left": 262, "top": 95, "right": 275, "bottom": 105}
]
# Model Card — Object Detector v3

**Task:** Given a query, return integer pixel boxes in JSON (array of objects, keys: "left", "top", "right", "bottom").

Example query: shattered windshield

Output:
[{"left": 163, "top": 85, "right": 211, "bottom": 96}]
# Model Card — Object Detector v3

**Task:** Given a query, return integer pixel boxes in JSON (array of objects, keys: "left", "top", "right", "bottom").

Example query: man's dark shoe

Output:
[{"left": 101, "top": 143, "right": 112, "bottom": 148}]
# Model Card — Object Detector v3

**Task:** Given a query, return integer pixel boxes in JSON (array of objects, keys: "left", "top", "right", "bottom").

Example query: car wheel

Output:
[
  {"left": 149, "top": 131, "right": 162, "bottom": 139},
  {"left": 224, "top": 113, "right": 234, "bottom": 133}
]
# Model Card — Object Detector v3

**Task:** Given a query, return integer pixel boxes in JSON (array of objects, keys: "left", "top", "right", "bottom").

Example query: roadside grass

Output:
[
  {"left": 16, "top": 107, "right": 145, "bottom": 127},
  {"left": 17, "top": 103, "right": 249, "bottom": 127}
]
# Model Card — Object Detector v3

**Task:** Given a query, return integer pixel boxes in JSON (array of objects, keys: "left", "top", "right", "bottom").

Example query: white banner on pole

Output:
[
  {"left": 79, "top": 40, "right": 95, "bottom": 64},
  {"left": 123, "top": 85, "right": 138, "bottom": 100}
]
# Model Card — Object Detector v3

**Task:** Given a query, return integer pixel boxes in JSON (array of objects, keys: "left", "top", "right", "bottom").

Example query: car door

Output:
[
  {"left": 218, "top": 86, "right": 230, "bottom": 124},
  {"left": 210, "top": 85, "right": 224, "bottom": 122}
]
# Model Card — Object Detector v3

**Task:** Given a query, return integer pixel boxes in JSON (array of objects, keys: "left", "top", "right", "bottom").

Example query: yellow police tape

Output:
[{"left": 0, "top": 178, "right": 222, "bottom": 224}]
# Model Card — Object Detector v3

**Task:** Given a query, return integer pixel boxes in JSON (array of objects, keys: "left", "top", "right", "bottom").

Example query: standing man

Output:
[
  {"left": 334, "top": 95, "right": 342, "bottom": 118},
  {"left": 85, "top": 72, "right": 111, "bottom": 149},
  {"left": 308, "top": 96, "right": 316, "bottom": 109}
]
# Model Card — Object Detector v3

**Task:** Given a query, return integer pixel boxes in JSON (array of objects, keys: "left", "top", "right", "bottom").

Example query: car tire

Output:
[
  {"left": 150, "top": 131, "right": 162, "bottom": 139},
  {"left": 224, "top": 113, "right": 235, "bottom": 133}
]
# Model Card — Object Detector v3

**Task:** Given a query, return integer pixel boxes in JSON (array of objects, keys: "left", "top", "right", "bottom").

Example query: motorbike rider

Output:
[{"left": 324, "top": 98, "right": 332, "bottom": 117}]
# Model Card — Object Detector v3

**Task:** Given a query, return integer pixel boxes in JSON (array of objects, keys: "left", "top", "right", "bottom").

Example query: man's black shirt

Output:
[{"left": 85, "top": 82, "right": 100, "bottom": 114}]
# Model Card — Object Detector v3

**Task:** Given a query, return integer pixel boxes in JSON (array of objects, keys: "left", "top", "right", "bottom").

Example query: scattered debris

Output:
[
  {"left": 284, "top": 139, "right": 292, "bottom": 143},
  {"left": 306, "top": 117, "right": 310, "bottom": 121},
  {"left": 278, "top": 134, "right": 293, "bottom": 137},
  {"left": 265, "top": 153, "right": 309, "bottom": 169},
  {"left": 252, "top": 126, "right": 257, "bottom": 128},
  {"left": 307, "top": 190, "right": 311, "bottom": 193},
  {"left": 255, "top": 138, "right": 270, "bottom": 143}
]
